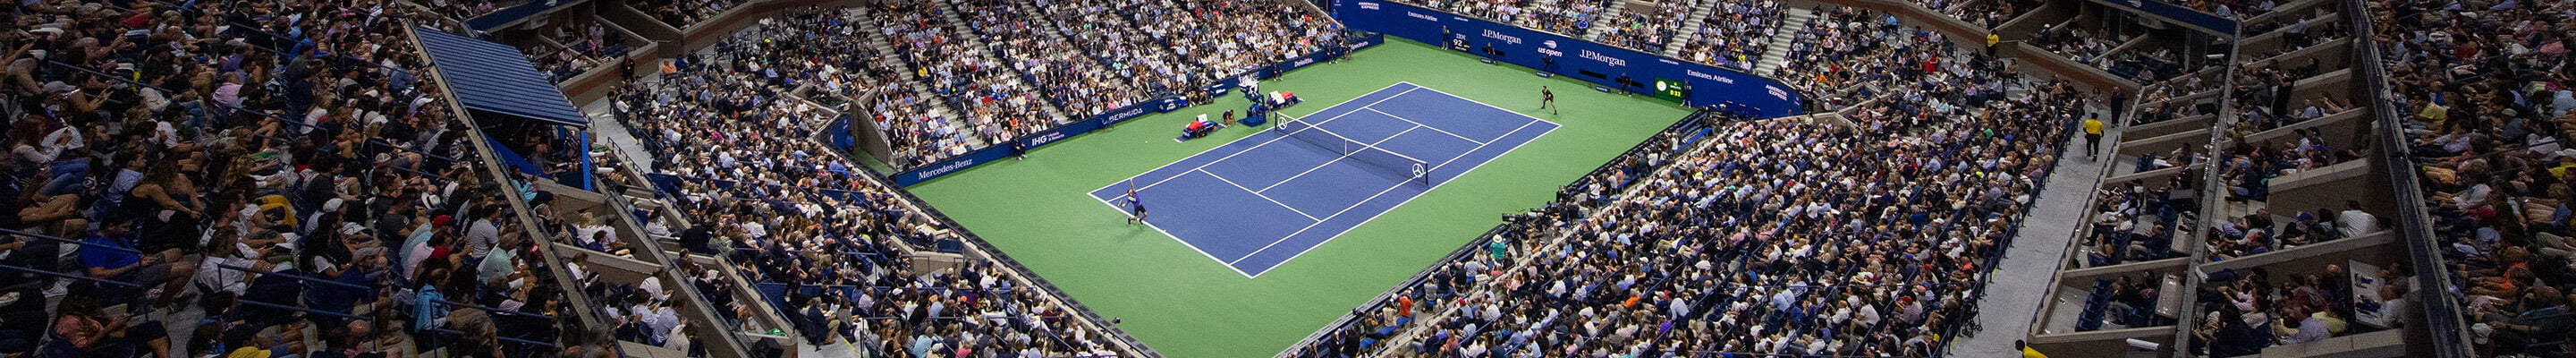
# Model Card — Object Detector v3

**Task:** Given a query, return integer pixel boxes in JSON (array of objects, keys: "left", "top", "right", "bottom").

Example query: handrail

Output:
[
  {"left": 2348, "top": 0, "right": 2470, "bottom": 354},
  {"left": 1276, "top": 109, "right": 1734, "bottom": 357},
  {"left": 428, "top": 328, "right": 563, "bottom": 348},
  {"left": 238, "top": 299, "right": 375, "bottom": 320},
  {"left": 0, "top": 264, "right": 144, "bottom": 287},
  {"left": 216, "top": 264, "right": 374, "bottom": 291},
  {"left": 2, "top": 228, "right": 142, "bottom": 254},
  {"left": 430, "top": 298, "right": 555, "bottom": 319},
  {"left": 853, "top": 159, "right": 1164, "bottom": 357}
]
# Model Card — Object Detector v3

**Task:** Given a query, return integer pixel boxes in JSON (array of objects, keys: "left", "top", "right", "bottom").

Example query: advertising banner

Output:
[
  {"left": 1334, "top": 0, "right": 1807, "bottom": 117},
  {"left": 888, "top": 33, "right": 1388, "bottom": 186}
]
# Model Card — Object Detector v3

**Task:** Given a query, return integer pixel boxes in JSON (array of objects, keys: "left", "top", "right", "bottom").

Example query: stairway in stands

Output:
[
  {"left": 856, "top": 6, "right": 981, "bottom": 149},
  {"left": 1662, "top": 0, "right": 1720, "bottom": 57},
  {"left": 1751, "top": 6, "right": 1813, "bottom": 75},
  {"left": 1580, "top": 0, "right": 1631, "bottom": 40},
  {"left": 936, "top": 1, "right": 1075, "bottom": 125}
]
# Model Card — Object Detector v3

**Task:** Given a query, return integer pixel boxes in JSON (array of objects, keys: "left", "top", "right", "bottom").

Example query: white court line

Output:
[
  {"left": 1428, "top": 120, "right": 1541, "bottom": 171},
  {"left": 1405, "top": 83, "right": 1566, "bottom": 128},
  {"left": 1091, "top": 84, "right": 1428, "bottom": 198},
  {"left": 1198, "top": 169, "right": 1322, "bottom": 221},
  {"left": 1226, "top": 174, "right": 1415, "bottom": 266},
  {"left": 1247, "top": 85, "right": 1564, "bottom": 277},
  {"left": 1228, "top": 90, "right": 1558, "bottom": 268},
  {"left": 1256, "top": 126, "right": 1423, "bottom": 193},
  {"left": 1088, "top": 192, "right": 1258, "bottom": 279},
  {"left": 1363, "top": 107, "right": 1489, "bottom": 145},
  {"left": 1080, "top": 81, "right": 1424, "bottom": 278}
]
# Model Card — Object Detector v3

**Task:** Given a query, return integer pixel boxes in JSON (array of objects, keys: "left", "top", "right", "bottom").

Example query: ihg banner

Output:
[{"left": 1334, "top": 0, "right": 1807, "bottom": 118}]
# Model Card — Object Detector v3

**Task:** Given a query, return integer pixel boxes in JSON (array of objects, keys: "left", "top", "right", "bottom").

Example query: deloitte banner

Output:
[{"left": 1335, "top": 0, "right": 1807, "bottom": 117}]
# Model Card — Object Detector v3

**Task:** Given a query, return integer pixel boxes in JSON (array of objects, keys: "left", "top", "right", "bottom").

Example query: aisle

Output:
[{"left": 1949, "top": 93, "right": 2121, "bottom": 355}]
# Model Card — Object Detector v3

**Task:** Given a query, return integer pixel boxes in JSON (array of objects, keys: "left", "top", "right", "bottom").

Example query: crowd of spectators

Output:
[
  {"left": 1592, "top": 0, "right": 1696, "bottom": 54},
  {"left": 1038, "top": 0, "right": 1206, "bottom": 98},
  {"left": 635, "top": 0, "right": 753, "bottom": 29},
  {"left": 957, "top": 0, "right": 1148, "bottom": 118},
  {"left": 2206, "top": 132, "right": 2376, "bottom": 259},
  {"left": 1145, "top": 0, "right": 1340, "bottom": 77},
  {"left": 1519, "top": 0, "right": 1608, "bottom": 35},
  {"left": 1950, "top": 0, "right": 2035, "bottom": 29},
  {"left": 1425, "top": 0, "right": 1531, "bottom": 25},
  {"left": 0, "top": 0, "right": 629, "bottom": 355},
  {"left": 2190, "top": 261, "right": 2407, "bottom": 355},
  {"left": 2029, "top": 23, "right": 2124, "bottom": 67},
  {"left": 1769, "top": 6, "right": 1950, "bottom": 96},
  {"left": 2177, "top": 0, "right": 2284, "bottom": 20},
  {"left": 2080, "top": 174, "right": 2197, "bottom": 268},
  {"left": 521, "top": 21, "right": 630, "bottom": 84},
  {"left": 2377, "top": 0, "right": 2576, "bottom": 354},
  {"left": 612, "top": 27, "right": 868, "bottom": 187},
  {"left": 1673, "top": 0, "right": 1784, "bottom": 70},
  {"left": 875, "top": 0, "right": 1060, "bottom": 149},
  {"left": 424, "top": 0, "right": 506, "bottom": 21},
  {"left": 1297, "top": 28, "right": 2088, "bottom": 354},
  {"left": 697, "top": 192, "right": 1130, "bottom": 358},
  {"left": 588, "top": 7, "right": 1139, "bottom": 354}
]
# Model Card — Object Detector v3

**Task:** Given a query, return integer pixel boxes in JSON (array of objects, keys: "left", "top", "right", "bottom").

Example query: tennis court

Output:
[{"left": 1089, "top": 81, "right": 1558, "bottom": 277}]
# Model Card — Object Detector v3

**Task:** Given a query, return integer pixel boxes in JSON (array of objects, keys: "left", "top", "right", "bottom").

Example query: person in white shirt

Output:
[{"left": 2336, "top": 200, "right": 2381, "bottom": 238}]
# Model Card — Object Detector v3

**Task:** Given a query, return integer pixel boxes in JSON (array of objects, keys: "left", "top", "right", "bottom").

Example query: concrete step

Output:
[
  {"left": 1753, "top": 7, "right": 1812, "bottom": 74},
  {"left": 857, "top": 7, "right": 982, "bottom": 149},
  {"left": 936, "top": 0, "right": 1071, "bottom": 124},
  {"left": 1581, "top": 0, "right": 1633, "bottom": 40},
  {"left": 1665, "top": 0, "right": 1719, "bottom": 57}
]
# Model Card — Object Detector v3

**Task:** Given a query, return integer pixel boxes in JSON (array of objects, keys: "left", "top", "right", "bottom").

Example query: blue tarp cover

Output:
[{"left": 415, "top": 28, "right": 588, "bottom": 127}]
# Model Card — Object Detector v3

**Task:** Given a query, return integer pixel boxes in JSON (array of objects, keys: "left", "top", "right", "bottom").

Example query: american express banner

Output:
[{"left": 1333, "top": 0, "right": 1809, "bottom": 118}]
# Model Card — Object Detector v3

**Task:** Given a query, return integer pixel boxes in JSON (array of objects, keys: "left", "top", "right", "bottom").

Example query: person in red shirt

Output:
[{"left": 1394, "top": 296, "right": 1414, "bottom": 318}]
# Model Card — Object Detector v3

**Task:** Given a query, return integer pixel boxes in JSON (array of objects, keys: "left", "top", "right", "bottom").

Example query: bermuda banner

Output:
[
  {"left": 1334, "top": 0, "right": 1807, "bottom": 117},
  {"left": 2084, "top": 0, "right": 2239, "bottom": 35},
  {"left": 891, "top": 33, "right": 1385, "bottom": 186}
]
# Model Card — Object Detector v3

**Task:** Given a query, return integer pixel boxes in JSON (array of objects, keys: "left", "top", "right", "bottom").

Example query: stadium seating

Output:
[
  {"left": 2381, "top": 0, "right": 2575, "bottom": 354},
  {"left": 955, "top": 0, "right": 1149, "bottom": 117},
  {"left": 632, "top": 0, "right": 756, "bottom": 29},
  {"left": 1671, "top": 0, "right": 1784, "bottom": 68},
  {"left": 0, "top": 0, "right": 614, "bottom": 355},
  {"left": 603, "top": 8, "right": 1139, "bottom": 354}
]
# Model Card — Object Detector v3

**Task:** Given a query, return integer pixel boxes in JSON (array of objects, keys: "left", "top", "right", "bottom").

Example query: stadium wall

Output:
[
  {"left": 884, "top": 33, "right": 1390, "bottom": 186},
  {"left": 1333, "top": 0, "right": 1810, "bottom": 118}
]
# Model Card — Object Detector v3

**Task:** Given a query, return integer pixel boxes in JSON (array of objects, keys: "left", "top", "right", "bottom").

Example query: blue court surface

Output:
[{"left": 1089, "top": 82, "right": 1558, "bottom": 277}]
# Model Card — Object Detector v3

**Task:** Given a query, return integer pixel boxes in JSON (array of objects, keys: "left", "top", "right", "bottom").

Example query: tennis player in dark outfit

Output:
[
  {"left": 1540, "top": 86, "right": 1557, "bottom": 115},
  {"left": 1126, "top": 189, "right": 1148, "bottom": 224}
]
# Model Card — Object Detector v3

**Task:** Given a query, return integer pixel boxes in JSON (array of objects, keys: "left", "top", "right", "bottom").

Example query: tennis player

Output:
[
  {"left": 1125, "top": 189, "right": 1148, "bottom": 224},
  {"left": 1539, "top": 86, "right": 1557, "bottom": 115}
]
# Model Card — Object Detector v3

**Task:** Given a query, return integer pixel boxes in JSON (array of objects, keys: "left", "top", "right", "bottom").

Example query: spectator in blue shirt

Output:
[{"left": 79, "top": 218, "right": 197, "bottom": 306}]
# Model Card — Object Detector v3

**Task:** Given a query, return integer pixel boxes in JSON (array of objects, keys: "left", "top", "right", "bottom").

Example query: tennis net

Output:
[{"left": 1274, "top": 115, "right": 1432, "bottom": 184}]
